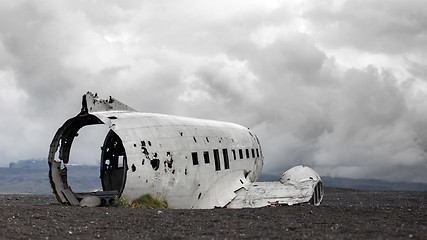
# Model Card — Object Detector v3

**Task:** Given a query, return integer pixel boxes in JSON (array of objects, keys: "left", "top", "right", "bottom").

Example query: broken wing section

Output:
[
  {"left": 48, "top": 92, "right": 135, "bottom": 205},
  {"left": 227, "top": 165, "right": 323, "bottom": 208},
  {"left": 192, "top": 171, "right": 252, "bottom": 209}
]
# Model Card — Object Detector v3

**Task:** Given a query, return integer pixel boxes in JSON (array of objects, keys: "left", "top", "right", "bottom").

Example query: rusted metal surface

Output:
[{"left": 48, "top": 92, "right": 323, "bottom": 208}]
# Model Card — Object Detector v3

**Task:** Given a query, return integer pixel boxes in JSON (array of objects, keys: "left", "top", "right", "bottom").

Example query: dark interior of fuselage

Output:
[{"left": 100, "top": 130, "right": 127, "bottom": 193}]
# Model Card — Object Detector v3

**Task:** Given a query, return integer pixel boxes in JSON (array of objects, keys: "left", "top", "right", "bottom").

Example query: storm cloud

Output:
[{"left": 1, "top": 0, "right": 427, "bottom": 183}]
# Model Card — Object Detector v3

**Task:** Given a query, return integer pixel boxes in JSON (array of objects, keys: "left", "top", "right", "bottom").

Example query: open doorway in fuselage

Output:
[{"left": 100, "top": 130, "right": 128, "bottom": 193}]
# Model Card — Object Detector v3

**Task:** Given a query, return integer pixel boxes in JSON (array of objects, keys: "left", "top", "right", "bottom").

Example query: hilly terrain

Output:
[
  {"left": 1, "top": 159, "right": 427, "bottom": 194},
  {"left": 0, "top": 159, "right": 100, "bottom": 194}
]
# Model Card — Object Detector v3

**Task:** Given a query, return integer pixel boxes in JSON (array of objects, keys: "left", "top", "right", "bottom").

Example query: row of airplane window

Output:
[{"left": 191, "top": 148, "right": 260, "bottom": 171}]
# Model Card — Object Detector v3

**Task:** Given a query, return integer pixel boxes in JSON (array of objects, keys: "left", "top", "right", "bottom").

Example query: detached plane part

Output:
[{"left": 48, "top": 92, "right": 323, "bottom": 208}]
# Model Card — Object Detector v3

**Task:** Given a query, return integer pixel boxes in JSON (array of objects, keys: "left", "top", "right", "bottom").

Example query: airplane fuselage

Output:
[{"left": 48, "top": 92, "right": 322, "bottom": 208}]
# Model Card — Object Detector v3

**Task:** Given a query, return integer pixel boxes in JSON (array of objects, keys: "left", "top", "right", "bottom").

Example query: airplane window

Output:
[
  {"left": 203, "top": 151, "right": 210, "bottom": 164},
  {"left": 222, "top": 149, "right": 230, "bottom": 169},
  {"left": 239, "top": 149, "right": 243, "bottom": 159},
  {"left": 192, "top": 152, "right": 199, "bottom": 165},
  {"left": 245, "top": 149, "right": 250, "bottom": 158},
  {"left": 256, "top": 149, "right": 260, "bottom": 157},
  {"left": 213, "top": 149, "right": 221, "bottom": 171},
  {"left": 118, "top": 156, "right": 124, "bottom": 168},
  {"left": 251, "top": 149, "right": 255, "bottom": 158},
  {"left": 231, "top": 149, "right": 236, "bottom": 160}
]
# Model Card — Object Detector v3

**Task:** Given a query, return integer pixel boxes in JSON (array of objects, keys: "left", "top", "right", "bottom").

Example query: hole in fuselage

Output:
[
  {"left": 100, "top": 130, "right": 128, "bottom": 193},
  {"left": 151, "top": 159, "right": 160, "bottom": 170},
  {"left": 49, "top": 113, "right": 128, "bottom": 206},
  {"left": 67, "top": 125, "right": 107, "bottom": 193}
]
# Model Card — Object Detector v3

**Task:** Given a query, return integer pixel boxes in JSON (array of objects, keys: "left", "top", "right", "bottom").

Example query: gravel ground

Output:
[{"left": 0, "top": 187, "right": 426, "bottom": 239}]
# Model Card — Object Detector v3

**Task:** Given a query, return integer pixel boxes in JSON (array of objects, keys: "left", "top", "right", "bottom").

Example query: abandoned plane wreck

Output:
[{"left": 48, "top": 92, "right": 323, "bottom": 208}]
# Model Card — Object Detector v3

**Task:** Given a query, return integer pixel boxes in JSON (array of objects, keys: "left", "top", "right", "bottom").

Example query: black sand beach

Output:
[{"left": 0, "top": 187, "right": 426, "bottom": 239}]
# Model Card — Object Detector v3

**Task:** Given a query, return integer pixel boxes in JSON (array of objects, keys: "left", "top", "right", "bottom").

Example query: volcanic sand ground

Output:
[{"left": 0, "top": 187, "right": 426, "bottom": 239}]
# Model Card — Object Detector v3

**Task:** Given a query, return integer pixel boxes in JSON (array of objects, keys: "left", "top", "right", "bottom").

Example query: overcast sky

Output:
[{"left": 1, "top": 0, "right": 427, "bottom": 183}]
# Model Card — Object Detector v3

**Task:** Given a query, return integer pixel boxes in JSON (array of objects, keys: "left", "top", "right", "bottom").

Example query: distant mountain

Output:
[
  {"left": 9, "top": 158, "right": 47, "bottom": 169},
  {"left": 257, "top": 173, "right": 427, "bottom": 191},
  {"left": 320, "top": 176, "right": 427, "bottom": 191},
  {"left": 1, "top": 159, "right": 426, "bottom": 194}
]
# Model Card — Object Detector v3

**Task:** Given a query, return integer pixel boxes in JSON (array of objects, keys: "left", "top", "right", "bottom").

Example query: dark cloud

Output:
[
  {"left": 1, "top": 0, "right": 427, "bottom": 184},
  {"left": 305, "top": 0, "right": 427, "bottom": 54},
  {"left": 407, "top": 58, "right": 427, "bottom": 80}
]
